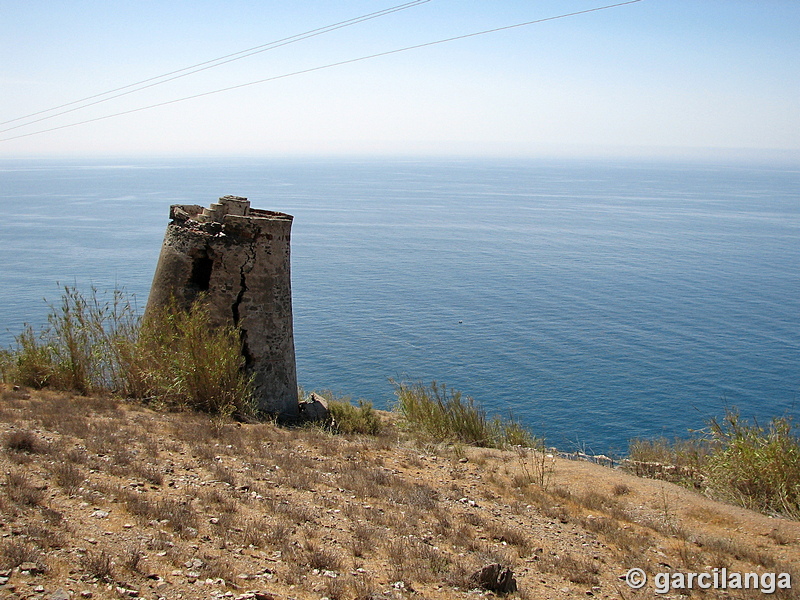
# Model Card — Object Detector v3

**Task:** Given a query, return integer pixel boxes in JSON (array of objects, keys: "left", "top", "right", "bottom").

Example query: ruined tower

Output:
[{"left": 146, "top": 196, "right": 299, "bottom": 420}]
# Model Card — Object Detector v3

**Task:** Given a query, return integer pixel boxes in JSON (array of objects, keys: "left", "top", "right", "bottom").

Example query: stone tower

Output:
[{"left": 146, "top": 196, "right": 299, "bottom": 420}]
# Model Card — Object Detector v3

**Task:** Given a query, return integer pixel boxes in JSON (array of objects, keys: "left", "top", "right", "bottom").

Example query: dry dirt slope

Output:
[{"left": 0, "top": 385, "right": 797, "bottom": 600}]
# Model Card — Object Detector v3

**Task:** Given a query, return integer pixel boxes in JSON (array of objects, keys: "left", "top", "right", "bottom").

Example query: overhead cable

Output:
[
  {"left": 0, "top": 0, "right": 431, "bottom": 132},
  {"left": 1, "top": 0, "right": 643, "bottom": 143}
]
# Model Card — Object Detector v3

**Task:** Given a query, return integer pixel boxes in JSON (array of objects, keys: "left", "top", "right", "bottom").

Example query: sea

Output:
[{"left": 1, "top": 156, "right": 798, "bottom": 455}]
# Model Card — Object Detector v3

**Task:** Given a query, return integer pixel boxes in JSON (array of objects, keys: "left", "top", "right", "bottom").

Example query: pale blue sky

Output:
[{"left": 1, "top": 0, "right": 798, "bottom": 158}]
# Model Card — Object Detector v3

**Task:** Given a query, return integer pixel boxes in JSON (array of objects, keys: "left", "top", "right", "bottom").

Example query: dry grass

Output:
[
  {"left": 4, "top": 429, "right": 44, "bottom": 454},
  {"left": 81, "top": 548, "right": 115, "bottom": 582},
  {"left": 0, "top": 539, "right": 41, "bottom": 570},
  {"left": 628, "top": 411, "right": 800, "bottom": 519},
  {"left": 1, "top": 286, "right": 254, "bottom": 417},
  {"left": 0, "top": 385, "right": 796, "bottom": 600},
  {"left": 5, "top": 470, "right": 45, "bottom": 506}
]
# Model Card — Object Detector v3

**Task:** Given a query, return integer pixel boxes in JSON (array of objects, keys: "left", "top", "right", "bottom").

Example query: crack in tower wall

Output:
[
  {"left": 232, "top": 239, "right": 257, "bottom": 369},
  {"left": 145, "top": 196, "right": 299, "bottom": 420}
]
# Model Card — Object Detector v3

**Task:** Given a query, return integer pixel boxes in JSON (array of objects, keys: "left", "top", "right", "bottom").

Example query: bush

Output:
[
  {"left": 1, "top": 326, "right": 56, "bottom": 389},
  {"left": 628, "top": 410, "right": 800, "bottom": 519},
  {"left": 1, "top": 286, "right": 253, "bottom": 417},
  {"left": 392, "top": 380, "right": 536, "bottom": 448},
  {"left": 328, "top": 398, "right": 383, "bottom": 435},
  {"left": 120, "top": 296, "right": 254, "bottom": 417},
  {"left": 1, "top": 286, "right": 139, "bottom": 393},
  {"left": 705, "top": 411, "right": 800, "bottom": 518}
]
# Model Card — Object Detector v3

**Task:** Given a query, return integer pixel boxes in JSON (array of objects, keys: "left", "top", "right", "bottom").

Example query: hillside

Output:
[{"left": 0, "top": 385, "right": 797, "bottom": 600}]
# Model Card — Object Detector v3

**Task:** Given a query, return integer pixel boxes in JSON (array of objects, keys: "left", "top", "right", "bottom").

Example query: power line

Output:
[
  {"left": 0, "top": 0, "right": 431, "bottom": 132},
  {"left": 1, "top": 0, "right": 643, "bottom": 143}
]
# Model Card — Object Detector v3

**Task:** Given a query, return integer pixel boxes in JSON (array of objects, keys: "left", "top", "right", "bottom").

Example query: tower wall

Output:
[{"left": 146, "top": 196, "right": 299, "bottom": 419}]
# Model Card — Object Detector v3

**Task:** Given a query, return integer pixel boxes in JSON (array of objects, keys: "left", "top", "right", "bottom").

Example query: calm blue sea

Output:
[{"left": 1, "top": 156, "right": 798, "bottom": 454}]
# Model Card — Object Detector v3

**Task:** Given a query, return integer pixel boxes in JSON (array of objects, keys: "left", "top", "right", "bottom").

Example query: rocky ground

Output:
[{"left": 0, "top": 384, "right": 797, "bottom": 600}]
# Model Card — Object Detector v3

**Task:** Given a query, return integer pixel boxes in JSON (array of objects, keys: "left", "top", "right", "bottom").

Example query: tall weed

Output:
[
  {"left": 392, "top": 380, "right": 535, "bottom": 449},
  {"left": 1, "top": 286, "right": 138, "bottom": 393},
  {"left": 705, "top": 411, "right": 800, "bottom": 518},
  {"left": 628, "top": 410, "right": 800, "bottom": 519},
  {"left": 121, "top": 296, "right": 254, "bottom": 417},
  {"left": 1, "top": 286, "right": 253, "bottom": 417}
]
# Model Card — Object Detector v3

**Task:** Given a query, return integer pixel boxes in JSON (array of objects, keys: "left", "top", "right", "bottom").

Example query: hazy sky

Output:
[{"left": 2, "top": 0, "right": 798, "bottom": 158}]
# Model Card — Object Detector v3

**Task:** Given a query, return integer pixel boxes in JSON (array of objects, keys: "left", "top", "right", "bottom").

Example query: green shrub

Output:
[
  {"left": 1, "top": 286, "right": 253, "bottom": 417},
  {"left": 392, "top": 380, "right": 536, "bottom": 449},
  {"left": 2, "top": 325, "right": 57, "bottom": 389},
  {"left": 122, "top": 296, "right": 254, "bottom": 417},
  {"left": 628, "top": 410, "right": 800, "bottom": 519},
  {"left": 1, "top": 286, "right": 138, "bottom": 393},
  {"left": 328, "top": 398, "right": 383, "bottom": 435},
  {"left": 705, "top": 411, "right": 800, "bottom": 518}
]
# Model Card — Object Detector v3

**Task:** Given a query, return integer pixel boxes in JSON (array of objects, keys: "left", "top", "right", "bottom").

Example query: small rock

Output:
[
  {"left": 469, "top": 563, "right": 517, "bottom": 594},
  {"left": 298, "top": 393, "right": 329, "bottom": 422},
  {"left": 19, "top": 562, "right": 42, "bottom": 574},
  {"left": 90, "top": 510, "right": 109, "bottom": 519},
  {"left": 80, "top": 592, "right": 93, "bottom": 599},
  {"left": 50, "top": 590, "right": 71, "bottom": 600},
  {"left": 34, "top": 586, "right": 45, "bottom": 593}
]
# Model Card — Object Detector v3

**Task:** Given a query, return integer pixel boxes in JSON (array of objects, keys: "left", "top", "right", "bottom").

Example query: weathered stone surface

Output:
[
  {"left": 299, "top": 393, "right": 329, "bottom": 423},
  {"left": 146, "top": 196, "right": 299, "bottom": 420},
  {"left": 469, "top": 563, "right": 517, "bottom": 594},
  {"left": 19, "top": 561, "right": 43, "bottom": 574}
]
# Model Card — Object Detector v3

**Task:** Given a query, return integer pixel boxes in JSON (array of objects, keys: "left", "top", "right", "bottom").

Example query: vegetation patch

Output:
[
  {"left": 0, "top": 286, "right": 253, "bottom": 417},
  {"left": 392, "top": 379, "right": 536, "bottom": 449},
  {"left": 629, "top": 410, "right": 800, "bottom": 519},
  {"left": 327, "top": 397, "right": 384, "bottom": 436}
]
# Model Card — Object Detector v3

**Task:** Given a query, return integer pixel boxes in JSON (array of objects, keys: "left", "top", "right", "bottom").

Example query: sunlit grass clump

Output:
[
  {"left": 123, "top": 297, "right": 254, "bottom": 417},
  {"left": 705, "top": 411, "right": 800, "bottom": 519},
  {"left": 327, "top": 397, "right": 384, "bottom": 436},
  {"left": 0, "top": 286, "right": 253, "bottom": 417},
  {"left": 629, "top": 410, "right": 800, "bottom": 519},
  {"left": 0, "top": 286, "right": 137, "bottom": 394},
  {"left": 392, "top": 379, "right": 536, "bottom": 449}
]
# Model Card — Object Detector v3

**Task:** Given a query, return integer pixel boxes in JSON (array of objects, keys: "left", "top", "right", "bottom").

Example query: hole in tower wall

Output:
[{"left": 189, "top": 254, "right": 213, "bottom": 292}]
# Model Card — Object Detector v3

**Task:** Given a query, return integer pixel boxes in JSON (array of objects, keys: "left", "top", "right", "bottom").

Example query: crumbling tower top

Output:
[{"left": 197, "top": 195, "right": 251, "bottom": 222}]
